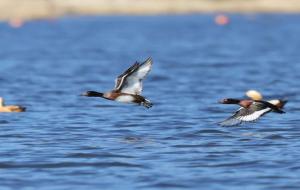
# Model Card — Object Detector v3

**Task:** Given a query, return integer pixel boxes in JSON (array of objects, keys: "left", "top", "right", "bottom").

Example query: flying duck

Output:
[
  {"left": 0, "top": 97, "right": 26, "bottom": 112},
  {"left": 218, "top": 98, "right": 285, "bottom": 126},
  {"left": 246, "top": 90, "right": 288, "bottom": 109},
  {"left": 81, "top": 57, "right": 153, "bottom": 108}
]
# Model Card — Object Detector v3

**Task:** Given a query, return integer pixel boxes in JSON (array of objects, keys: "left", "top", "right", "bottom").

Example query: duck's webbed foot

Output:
[{"left": 141, "top": 99, "right": 153, "bottom": 109}]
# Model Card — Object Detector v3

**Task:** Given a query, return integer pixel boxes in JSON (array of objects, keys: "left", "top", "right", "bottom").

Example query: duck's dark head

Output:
[
  {"left": 219, "top": 98, "right": 241, "bottom": 104},
  {"left": 81, "top": 91, "right": 103, "bottom": 97}
]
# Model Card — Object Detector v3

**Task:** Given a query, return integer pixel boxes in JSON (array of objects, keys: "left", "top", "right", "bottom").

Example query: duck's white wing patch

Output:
[
  {"left": 119, "top": 57, "right": 153, "bottom": 95},
  {"left": 237, "top": 107, "right": 271, "bottom": 122}
]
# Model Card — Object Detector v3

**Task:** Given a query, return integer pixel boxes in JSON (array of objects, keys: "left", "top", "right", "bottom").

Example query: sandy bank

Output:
[{"left": 1, "top": 0, "right": 300, "bottom": 21}]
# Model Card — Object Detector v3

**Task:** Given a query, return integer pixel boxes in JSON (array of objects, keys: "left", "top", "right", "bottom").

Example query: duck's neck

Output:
[
  {"left": 239, "top": 100, "right": 253, "bottom": 108},
  {"left": 224, "top": 99, "right": 251, "bottom": 108},
  {"left": 86, "top": 91, "right": 104, "bottom": 97},
  {"left": 226, "top": 98, "right": 241, "bottom": 104}
]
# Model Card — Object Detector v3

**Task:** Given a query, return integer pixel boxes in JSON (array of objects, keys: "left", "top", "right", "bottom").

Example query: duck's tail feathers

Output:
[
  {"left": 14, "top": 106, "right": 26, "bottom": 112},
  {"left": 279, "top": 99, "right": 288, "bottom": 108}
]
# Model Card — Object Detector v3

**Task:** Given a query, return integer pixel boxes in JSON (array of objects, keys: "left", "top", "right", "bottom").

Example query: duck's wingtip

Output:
[
  {"left": 144, "top": 57, "right": 153, "bottom": 64},
  {"left": 218, "top": 122, "right": 231, "bottom": 127}
]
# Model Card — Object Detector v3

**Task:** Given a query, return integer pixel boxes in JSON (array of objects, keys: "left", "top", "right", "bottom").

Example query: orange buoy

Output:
[
  {"left": 8, "top": 18, "right": 24, "bottom": 28},
  {"left": 215, "top": 14, "right": 230, "bottom": 26}
]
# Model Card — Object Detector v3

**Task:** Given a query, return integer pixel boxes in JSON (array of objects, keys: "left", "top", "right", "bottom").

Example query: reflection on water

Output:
[{"left": 0, "top": 15, "right": 300, "bottom": 190}]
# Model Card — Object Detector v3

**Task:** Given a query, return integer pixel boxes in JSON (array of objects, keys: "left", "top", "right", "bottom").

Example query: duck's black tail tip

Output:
[{"left": 277, "top": 109, "right": 285, "bottom": 114}]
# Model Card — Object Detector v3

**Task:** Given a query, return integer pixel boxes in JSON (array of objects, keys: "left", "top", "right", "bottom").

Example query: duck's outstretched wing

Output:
[
  {"left": 114, "top": 62, "right": 139, "bottom": 91},
  {"left": 219, "top": 108, "right": 244, "bottom": 126},
  {"left": 114, "top": 57, "right": 153, "bottom": 95},
  {"left": 219, "top": 102, "right": 274, "bottom": 127}
]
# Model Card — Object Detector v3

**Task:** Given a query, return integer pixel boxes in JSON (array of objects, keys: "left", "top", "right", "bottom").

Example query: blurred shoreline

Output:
[{"left": 1, "top": 0, "right": 300, "bottom": 21}]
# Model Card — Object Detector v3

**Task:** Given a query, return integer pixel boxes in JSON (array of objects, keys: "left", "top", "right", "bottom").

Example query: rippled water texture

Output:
[{"left": 0, "top": 15, "right": 300, "bottom": 190}]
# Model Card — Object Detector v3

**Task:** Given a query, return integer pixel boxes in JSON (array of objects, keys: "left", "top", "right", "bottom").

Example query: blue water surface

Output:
[{"left": 0, "top": 14, "right": 300, "bottom": 190}]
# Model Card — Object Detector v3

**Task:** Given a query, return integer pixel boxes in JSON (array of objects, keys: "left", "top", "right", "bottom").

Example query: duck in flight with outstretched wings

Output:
[{"left": 81, "top": 57, "right": 153, "bottom": 108}]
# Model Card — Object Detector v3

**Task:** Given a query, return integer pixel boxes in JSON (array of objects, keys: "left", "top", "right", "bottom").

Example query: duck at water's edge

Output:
[
  {"left": 0, "top": 97, "right": 26, "bottom": 112},
  {"left": 246, "top": 90, "right": 288, "bottom": 109},
  {"left": 218, "top": 98, "right": 285, "bottom": 126},
  {"left": 81, "top": 57, "right": 153, "bottom": 108}
]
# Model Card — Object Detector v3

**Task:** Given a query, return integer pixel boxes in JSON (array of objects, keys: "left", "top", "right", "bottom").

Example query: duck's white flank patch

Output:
[
  {"left": 268, "top": 99, "right": 280, "bottom": 105},
  {"left": 115, "top": 95, "right": 134, "bottom": 103},
  {"left": 238, "top": 108, "right": 271, "bottom": 122}
]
